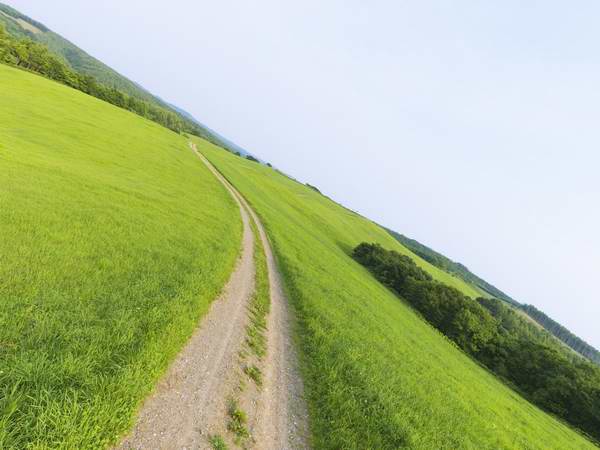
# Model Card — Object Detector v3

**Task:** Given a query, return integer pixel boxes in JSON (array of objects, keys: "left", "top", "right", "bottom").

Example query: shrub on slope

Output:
[{"left": 386, "top": 229, "right": 600, "bottom": 365}]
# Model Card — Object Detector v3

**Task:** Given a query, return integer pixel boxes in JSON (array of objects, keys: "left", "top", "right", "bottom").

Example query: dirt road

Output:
[
  {"left": 115, "top": 143, "right": 309, "bottom": 449},
  {"left": 239, "top": 185, "right": 310, "bottom": 450}
]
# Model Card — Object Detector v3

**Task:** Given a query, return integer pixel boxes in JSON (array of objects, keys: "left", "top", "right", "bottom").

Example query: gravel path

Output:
[
  {"left": 115, "top": 143, "right": 309, "bottom": 449},
  {"left": 240, "top": 192, "right": 310, "bottom": 450},
  {"left": 193, "top": 144, "right": 310, "bottom": 449}
]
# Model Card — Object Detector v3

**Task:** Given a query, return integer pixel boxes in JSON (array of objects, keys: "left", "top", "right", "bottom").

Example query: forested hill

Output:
[
  {"left": 386, "top": 228, "right": 600, "bottom": 366},
  {"left": 0, "top": 2, "right": 156, "bottom": 103},
  {"left": 521, "top": 304, "right": 600, "bottom": 365},
  {"left": 0, "top": 2, "right": 251, "bottom": 154},
  {"left": 385, "top": 228, "right": 518, "bottom": 304}
]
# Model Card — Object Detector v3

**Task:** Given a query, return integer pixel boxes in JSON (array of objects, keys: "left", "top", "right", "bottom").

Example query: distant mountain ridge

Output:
[
  {"left": 0, "top": 2, "right": 253, "bottom": 156},
  {"left": 386, "top": 228, "right": 600, "bottom": 365}
]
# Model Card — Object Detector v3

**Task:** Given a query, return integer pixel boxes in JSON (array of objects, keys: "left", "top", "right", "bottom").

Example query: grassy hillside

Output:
[
  {"left": 0, "top": 64, "right": 242, "bottom": 448},
  {"left": 195, "top": 137, "right": 598, "bottom": 449}
]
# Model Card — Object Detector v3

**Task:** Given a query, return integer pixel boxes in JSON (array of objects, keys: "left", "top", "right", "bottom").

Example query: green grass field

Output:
[
  {"left": 0, "top": 64, "right": 242, "bottom": 448},
  {"left": 195, "top": 137, "right": 598, "bottom": 450},
  {"left": 2, "top": 58, "right": 597, "bottom": 449}
]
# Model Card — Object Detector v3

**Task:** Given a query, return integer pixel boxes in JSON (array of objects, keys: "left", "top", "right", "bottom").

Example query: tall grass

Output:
[
  {"left": 196, "top": 137, "right": 598, "bottom": 450},
  {"left": 0, "top": 65, "right": 242, "bottom": 448}
]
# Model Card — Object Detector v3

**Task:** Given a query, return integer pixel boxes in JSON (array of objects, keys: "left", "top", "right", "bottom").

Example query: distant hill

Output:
[
  {"left": 0, "top": 2, "right": 250, "bottom": 154},
  {"left": 386, "top": 228, "right": 600, "bottom": 365},
  {"left": 165, "top": 101, "right": 252, "bottom": 157}
]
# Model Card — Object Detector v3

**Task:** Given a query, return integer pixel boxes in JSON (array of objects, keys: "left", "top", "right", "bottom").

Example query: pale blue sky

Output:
[{"left": 9, "top": 1, "right": 600, "bottom": 347}]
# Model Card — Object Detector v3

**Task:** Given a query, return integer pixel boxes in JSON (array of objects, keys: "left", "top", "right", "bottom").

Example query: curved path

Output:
[
  {"left": 116, "top": 143, "right": 309, "bottom": 449},
  {"left": 116, "top": 149, "right": 254, "bottom": 450},
  {"left": 241, "top": 186, "right": 310, "bottom": 450}
]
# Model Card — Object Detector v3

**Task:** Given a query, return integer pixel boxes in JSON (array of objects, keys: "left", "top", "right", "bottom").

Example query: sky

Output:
[{"left": 8, "top": 1, "right": 600, "bottom": 348}]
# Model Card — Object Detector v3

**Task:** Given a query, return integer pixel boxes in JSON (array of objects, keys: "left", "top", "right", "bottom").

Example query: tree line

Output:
[
  {"left": 354, "top": 242, "right": 600, "bottom": 443},
  {"left": 0, "top": 25, "right": 209, "bottom": 137}
]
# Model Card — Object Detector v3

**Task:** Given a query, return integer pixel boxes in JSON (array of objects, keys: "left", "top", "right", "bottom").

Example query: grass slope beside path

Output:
[
  {"left": 0, "top": 64, "right": 242, "bottom": 448},
  {"left": 195, "top": 137, "right": 597, "bottom": 450}
]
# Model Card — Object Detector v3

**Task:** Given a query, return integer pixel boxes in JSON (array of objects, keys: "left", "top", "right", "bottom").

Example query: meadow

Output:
[
  {"left": 196, "top": 137, "right": 598, "bottom": 449},
  {"left": 0, "top": 64, "right": 242, "bottom": 448}
]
